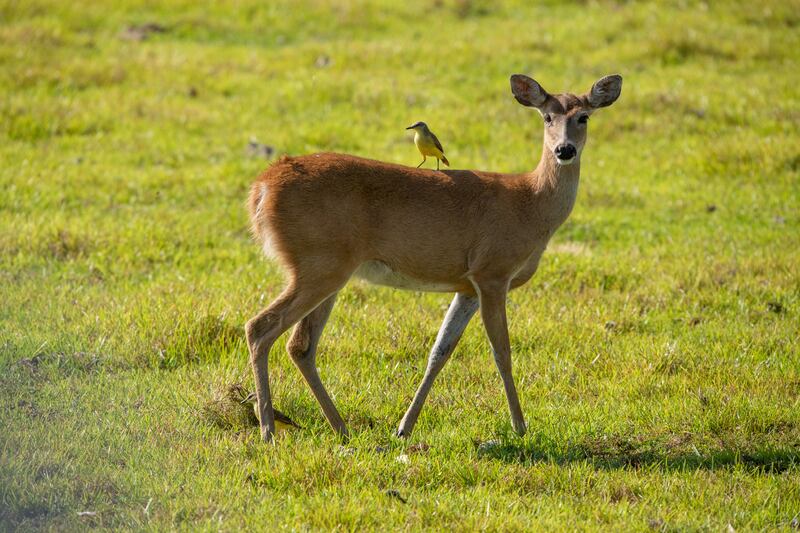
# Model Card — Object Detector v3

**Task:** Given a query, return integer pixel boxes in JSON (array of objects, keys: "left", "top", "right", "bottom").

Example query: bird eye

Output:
[
  {"left": 577, "top": 115, "right": 589, "bottom": 124},
  {"left": 544, "top": 114, "right": 552, "bottom": 124}
]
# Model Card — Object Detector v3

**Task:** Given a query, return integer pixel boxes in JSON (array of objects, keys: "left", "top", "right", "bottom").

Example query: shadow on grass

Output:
[{"left": 478, "top": 431, "right": 800, "bottom": 473}]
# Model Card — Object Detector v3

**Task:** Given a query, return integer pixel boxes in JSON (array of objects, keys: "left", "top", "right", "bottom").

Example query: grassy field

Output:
[{"left": 1, "top": 0, "right": 799, "bottom": 530}]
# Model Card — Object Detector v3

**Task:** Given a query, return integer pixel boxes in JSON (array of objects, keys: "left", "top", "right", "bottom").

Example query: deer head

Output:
[{"left": 510, "top": 74, "right": 622, "bottom": 165}]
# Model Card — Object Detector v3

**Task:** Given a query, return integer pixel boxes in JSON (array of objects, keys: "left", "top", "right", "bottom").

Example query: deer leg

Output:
[
  {"left": 474, "top": 280, "right": 526, "bottom": 436},
  {"left": 246, "top": 278, "right": 346, "bottom": 442},
  {"left": 286, "top": 294, "right": 348, "bottom": 436},
  {"left": 417, "top": 156, "right": 426, "bottom": 168},
  {"left": 397, "top": 292, "right": 479, "bottom": 438}
]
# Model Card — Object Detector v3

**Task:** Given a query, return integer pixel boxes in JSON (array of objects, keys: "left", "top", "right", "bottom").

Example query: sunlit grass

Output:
[{"left": 1, "top": 0, "right": 798, "bottom": 530}]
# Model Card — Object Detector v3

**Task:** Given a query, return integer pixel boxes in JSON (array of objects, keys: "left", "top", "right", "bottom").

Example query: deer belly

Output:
[{"left": 353, "top": 261, "right": 460, "bottom": 292}]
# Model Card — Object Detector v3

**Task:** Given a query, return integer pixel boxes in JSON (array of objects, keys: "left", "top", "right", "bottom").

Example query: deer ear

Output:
[
  {"left": 587, "top": 74, "right": 622, "bottom": 108},
  {"left": 510, "top": 74, "right": 549, "bottom": 108}
]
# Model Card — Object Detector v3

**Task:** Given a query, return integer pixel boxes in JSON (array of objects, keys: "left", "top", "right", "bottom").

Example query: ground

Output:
[{"left": 1, "top": 0, "right": 798, "bottom": 530}]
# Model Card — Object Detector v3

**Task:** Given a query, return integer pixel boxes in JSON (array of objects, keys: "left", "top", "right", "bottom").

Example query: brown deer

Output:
[{"left": 245, "top": 74, "right": 622, "bottom": 441}]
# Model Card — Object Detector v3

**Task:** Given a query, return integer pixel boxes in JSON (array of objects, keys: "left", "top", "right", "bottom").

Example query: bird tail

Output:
[{"left": 441, "top": 155, "right": 450, "bottom": 167}]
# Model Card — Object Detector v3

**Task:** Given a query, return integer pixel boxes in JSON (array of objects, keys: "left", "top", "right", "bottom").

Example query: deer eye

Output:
[
  {"left": 543, "top": 114, "right": 552, "bottom": 124},
  {"left": 577, "top": 115, "right": 589, "bottom": 124}
]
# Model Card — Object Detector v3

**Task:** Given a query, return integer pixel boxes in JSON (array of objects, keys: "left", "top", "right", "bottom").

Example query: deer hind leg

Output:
[
  {"left": 473, "top": 279, "right": 526, "bottom": 436},
  {"left": 246, "top": 273, "right": 349, "bottom": 442},
  {"left": 286, "top": 294, "right": 348, "bottom": 436},
  {"left": 397, "top": 292, "right": 479, "bottom": 438}
]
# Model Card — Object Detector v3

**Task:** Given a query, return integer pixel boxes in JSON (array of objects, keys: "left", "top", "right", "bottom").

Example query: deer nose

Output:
[{"left": 555, "top": 144, "right": 576, "bottom": 160}]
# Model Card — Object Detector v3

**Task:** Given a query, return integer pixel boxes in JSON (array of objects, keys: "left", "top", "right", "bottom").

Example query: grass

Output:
[{"left": 1, "top": 0, "right": 799, "bottom": 529}]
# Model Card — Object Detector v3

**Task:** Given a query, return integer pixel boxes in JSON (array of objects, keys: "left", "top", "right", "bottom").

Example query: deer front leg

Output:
[
  {"left": 397, "top": 292, "right": 479, "bottom": 438},
  {"left": 474, "top": 280, "right": 526, "bottom": 436}
]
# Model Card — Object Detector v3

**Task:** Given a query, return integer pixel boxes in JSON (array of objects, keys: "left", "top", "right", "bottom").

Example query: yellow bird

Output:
[
  {"left": 406, "top": 121, "right": 450, "bottom": 170},
  {"left": 241, "top": 392, "right": 302, "bottom": 432}
]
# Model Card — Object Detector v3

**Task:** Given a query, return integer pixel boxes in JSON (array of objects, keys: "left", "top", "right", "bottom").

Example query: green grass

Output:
[{"left": 1, "top": 0, "right": 799, "bottom": 530}]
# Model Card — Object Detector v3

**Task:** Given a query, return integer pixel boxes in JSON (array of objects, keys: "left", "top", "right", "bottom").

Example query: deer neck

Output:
[{"left": 527, "top": 144, "right": 581, "bottom": 227}]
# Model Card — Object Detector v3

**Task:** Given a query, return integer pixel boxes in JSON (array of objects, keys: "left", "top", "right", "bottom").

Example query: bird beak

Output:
[
  {"left": 241, "top": 392, "right": 256, "bottom": 404},
  {"left": 405, "top": 125, "right": 414, "bottom": 130}
]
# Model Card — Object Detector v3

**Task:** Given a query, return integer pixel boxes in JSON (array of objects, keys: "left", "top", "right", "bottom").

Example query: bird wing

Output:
[
  {"left": 430, "top": 131, "right": 445, "bottom": 154},
  {"left": 273, "top": 409, "right": 302, "bottom": 428}
]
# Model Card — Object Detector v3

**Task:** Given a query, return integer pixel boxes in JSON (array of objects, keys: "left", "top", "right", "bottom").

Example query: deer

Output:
[{"left": 245, "top": 73, "right": 622, "bottom": 442}]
